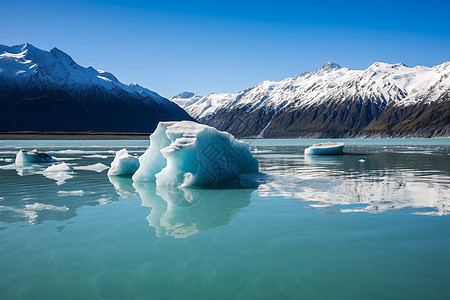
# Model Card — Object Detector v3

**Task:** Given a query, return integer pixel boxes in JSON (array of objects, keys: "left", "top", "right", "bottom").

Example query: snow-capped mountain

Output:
[
  {"left": 169, "top": 91, "right": 202, "bottom": 109},
  {"left": 0, "top": 43, "right": 193, "bottom": 132},
  {"left": 183, "top": 61, "right": 450, "bottom": 138}
]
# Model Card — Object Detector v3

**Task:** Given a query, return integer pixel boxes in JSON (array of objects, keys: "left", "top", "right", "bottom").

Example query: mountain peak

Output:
[
  {"left": 172, "top": 91, "right": 199, "bottom": 99},
  {"left": 368, "top": 62, "right": 409, "bottom": 70},
  {"left": 50, "top": 47, "right": 76, "bottom": 65},
  {"left": 321, "top": 61, "right": 342, "bottom": 71}
]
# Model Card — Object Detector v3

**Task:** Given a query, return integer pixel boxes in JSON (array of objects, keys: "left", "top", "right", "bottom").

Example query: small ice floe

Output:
[
  {"left": 0, "top": 163, "right": 18, "bottom": 170},
  {"left": 74, "top": 163, "right": 109, "bottom": 173},
  {"left": 5, "top": 158, "right": 13, "bottom": 163},
  {"left": 54, "top": 157, "right": 82, "bottom": 161},
  {"left": 57, "top": 190, "right": 85, "bottom": 196},
  {"left": 51, "top": 149, "right": 89, "bottom": 155},
  {"left": 359, "top": 159, "right": 366, "bottom": 163},
  {"left": 108, "top": 148, "right": 140, "bottom": 176},
  {"left": 85, "top": 154, "right": 109, "bottom": 159},
  {"left": 304, "top": 142, "right": 344, "bottom": 155},
  {"left": 25, "top": 203, "right": 69, "bottom": 211},
  {"left": 15, "top": 150, "right": 56, "bottom": 165},
  {"left": 40, "top": 163, "right": 74, "bottom": 185}
]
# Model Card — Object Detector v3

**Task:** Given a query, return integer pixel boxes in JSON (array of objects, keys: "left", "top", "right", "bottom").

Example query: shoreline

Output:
[
  {"left": 0, "top": 132, "right": 448, "bottom": 141},
  {"left": 0, "top": 132, "right": 151, "bottom": 140}
]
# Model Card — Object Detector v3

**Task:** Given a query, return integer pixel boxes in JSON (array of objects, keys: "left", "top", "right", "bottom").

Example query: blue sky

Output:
[{"left": 1, "top": 0, "right": 449, "bottom": 97}]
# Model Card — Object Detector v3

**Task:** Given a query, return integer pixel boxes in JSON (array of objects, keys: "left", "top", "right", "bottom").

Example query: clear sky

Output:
[{"left": 1, "top": 0, "right": 449, "bottom": 98}]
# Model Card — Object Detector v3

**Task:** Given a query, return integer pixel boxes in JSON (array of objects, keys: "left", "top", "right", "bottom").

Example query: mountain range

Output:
[
  {"left": 1, "top": 43, "right": 448, "bottom": 137},
  {"left": 176, "top": 61, "right": 450, "bottom": 138},
  {"left": 0, "top": 43, "right": 193, "bottom": 133}
]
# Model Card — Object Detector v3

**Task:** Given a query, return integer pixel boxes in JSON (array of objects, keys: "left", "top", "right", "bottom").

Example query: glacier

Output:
[
  {"left": 132, "top": 121, "right": 259, "bottom": 187},
  {"left": 108, "top": 148, "right": 140, "bottom": 176}
]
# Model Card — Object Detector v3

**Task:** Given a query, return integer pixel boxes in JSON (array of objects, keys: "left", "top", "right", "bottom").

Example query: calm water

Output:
[{"left": 0, "top": 138, "right": 449, "bottom": 299}]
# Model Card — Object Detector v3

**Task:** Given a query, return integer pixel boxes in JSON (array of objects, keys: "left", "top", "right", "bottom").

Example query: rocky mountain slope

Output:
[
  {"left": 0, "top": 43, "right": 193, "bottom": 132},
  {"left": 180, "top": 61, "right": 450, "bottom": 138}
]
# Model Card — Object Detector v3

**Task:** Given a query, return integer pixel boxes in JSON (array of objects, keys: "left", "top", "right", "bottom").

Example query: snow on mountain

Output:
[
  {"left": 183, "top": 61, "right": 450, "bottom": 138},
  {"left": 186, "top": 61, "right": 449, "bottom": 120},
  {"left": 0, "top": 43, "right": 173, "bottom": 106},
  {"left": 0, "top": 43, "right": 193, "bottom": 132},
  {"left": 169, "top": 91, "right": 202, "bottom": 109}
]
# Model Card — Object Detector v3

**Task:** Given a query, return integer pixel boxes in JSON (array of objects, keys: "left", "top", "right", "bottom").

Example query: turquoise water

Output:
[{"left": 0, "top": 138, "right": 449, "bottom": 299}]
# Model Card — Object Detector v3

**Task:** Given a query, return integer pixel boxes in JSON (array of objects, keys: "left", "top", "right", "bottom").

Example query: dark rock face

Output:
[
  {"left": 187, "top": 61, "right": 450, "bottom": 138},
  {"left": 0, "top": 43, "right": 194, "bottom": 133},
  {"left": 201, "top": 105, "right": 274, "bottom": 137},
  {"left": 198, "top": 94, "right": 450, "bottom": 138},
  {"left": 0, "top": 85, "right": 194, "bottom": 133}
]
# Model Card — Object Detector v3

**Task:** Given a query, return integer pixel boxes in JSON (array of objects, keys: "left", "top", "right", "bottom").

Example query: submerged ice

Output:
[{"left": 132, "top": 121, "right": 258, "bottom": 187}]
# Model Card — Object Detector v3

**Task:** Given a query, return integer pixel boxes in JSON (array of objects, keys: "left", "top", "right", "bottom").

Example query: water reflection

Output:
[
  {"left": 134, "top": 182, "right": 255, "bottom": 238},
  {"left": 108, "top": 176, "right": 137, "bottom": 198},
  {"left": 256, "top": 148, "right": 450, "bottom": 215},
  {"left": 0, "top": 164, "right": 118, "bottom": 225}
]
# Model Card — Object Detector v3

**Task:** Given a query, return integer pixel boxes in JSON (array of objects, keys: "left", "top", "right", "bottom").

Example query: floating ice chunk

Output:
[
  {"left": 304, "top": 142, "right": 344, "bottom": 155},
  {"left": 85, "top": 154, "right": 109, "bottom": 159},
  {"left": 359, "top": 159, "right": 366, "bottom": 163},
  {"left": 57, "top": 190, "right": 85, "bottom": 196},
  {"left": 132, "top": 121, "right": 259, "bottom": 187},
  {"left": 0, "top": 163, "right": 18, "bottom": 170},
  {"left": 15, "top": 149, "right": 56, "bottom": 165},
  {"left": 108, "top": 148, "right": 140, "bottom": 176},
  {"left": 25, "top": 203, "right": 69, "bottom": 211},
  {"left": 41, "top": 162, "right": 74, "bottom": 185},
  {"left": 44, "top": 162, "right": 73, "bottom": 172},
  {"left": 74, "top": 163, "right": 109, "bottom": 173},
  {"left": 54, "top": 157, "right": 82, "bottom": 161}
]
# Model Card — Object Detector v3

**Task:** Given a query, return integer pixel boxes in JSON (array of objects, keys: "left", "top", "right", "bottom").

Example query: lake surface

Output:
[{"left": 1, "top": 138, "right": 449, "bottom": 299}]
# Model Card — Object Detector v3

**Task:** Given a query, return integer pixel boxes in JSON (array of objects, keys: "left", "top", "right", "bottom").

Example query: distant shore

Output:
[{"left": 0, "top": 132, "right": 151, "bottom": 140}]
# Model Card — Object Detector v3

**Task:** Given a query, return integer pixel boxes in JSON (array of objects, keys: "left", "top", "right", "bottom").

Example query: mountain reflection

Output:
[
  {"left": 257, "top": 150, "right": 450, "bottom": 215},
  {"left": 134, "top": 182, "right": 255, "bottom": 238}
]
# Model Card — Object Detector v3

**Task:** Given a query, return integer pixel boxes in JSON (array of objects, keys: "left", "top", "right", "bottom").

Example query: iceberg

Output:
[
  {"left": 132, "top": 121, "right": 258, "bottom": 187},
  {"left": 15, "top": 150, "right": 56, "bottom": 165},
  {"left": 107, "top": 148, "right": 140, "bottom": 176}
]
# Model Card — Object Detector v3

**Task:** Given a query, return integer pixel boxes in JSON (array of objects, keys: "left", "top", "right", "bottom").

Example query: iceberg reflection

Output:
[
  {"left": 108, "top": 176, "right": 137, "bottom": 198},
  {"left": 134, "top": 182, "right": 255, "bottom": 238}
]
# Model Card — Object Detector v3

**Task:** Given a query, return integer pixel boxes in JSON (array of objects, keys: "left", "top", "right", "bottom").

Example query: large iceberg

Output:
[
  {"left": 15, "top": 150, "right": 56, "bottom": 165},
  {"left": 132, "top": 121, "right": 258, "bottom": 187},
  {"left": 107, "top": 149, "right": 139, "bottom": 176}
]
